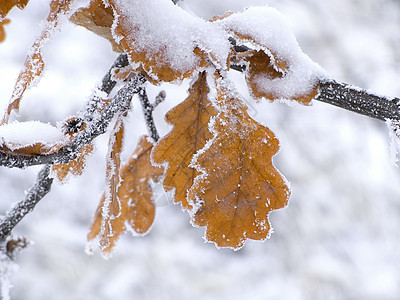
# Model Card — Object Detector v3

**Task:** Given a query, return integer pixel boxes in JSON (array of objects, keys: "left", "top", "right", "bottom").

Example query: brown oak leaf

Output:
[
  {"left": 152, "top": 72, "right": 218, "bottom": 209},
  {"left": 1, "top": 0, "right": 75, "bottom": 124},
  {"left": 188, "top": 76, "right": 290, "bottom": 249},
  {"left": 51, "top": 117, "right": 94, "bottom": 183},
  {"left": 108, "top": 0, "right": 209, "bottom": 84},
  {"left": 69, "top": 0, "right": 123, "bottom": 52},
  {"left": 213, "top": 8, "right": 320, "bottom": 105},
  {"left": 88, "top": 136, "right": 163, "bottom": 255}
]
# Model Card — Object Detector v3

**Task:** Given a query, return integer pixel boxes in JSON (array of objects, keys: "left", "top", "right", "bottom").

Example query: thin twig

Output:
[
  {"left": 138, "top": 86, "right": 160, "bottom": 142},
  {"left": 0, "top": 165, "right": 53, "bottom": 242}
]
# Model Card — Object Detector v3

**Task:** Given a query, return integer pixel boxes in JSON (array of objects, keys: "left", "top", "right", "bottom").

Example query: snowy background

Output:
[{"left": 1, "top": 0, "right": 400, "bottom": 299}]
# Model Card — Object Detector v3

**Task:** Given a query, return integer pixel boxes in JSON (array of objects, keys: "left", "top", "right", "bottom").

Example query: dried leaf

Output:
[
  {"left": 214, "top": 8, "right": 321, "bottom": 104},
  {"left": 88, "top": 136, "right": 163, "bottom": 255},
  {"left": 105, "top": 114, "right": 125, "bottom": 220},
  {"left": 188, "top": 76, "right": 290, "bottom": 249},
  {"left": 88, "top": 114, "right": 125, "bottom": 252},
  {"left": 1, "top": 0, "right": 75, "bottom": 124},
  {"left": 152, "top": 72, "right": 218, "bottom": 209},
  {"left": 69, "top": 0, "right": 123, "bottom": 52},
  {"left": 0, "top": 0, "right": 29, "bottom": 20},
  {"left": 108, "top": 0, "right": 209, "bottom": 84},
  {"left": 51, "top": 117, "right": 94, "bottom": 182},
  {"left": 0, "top": 18, "right": 10, "bottom": 42},
  {"left": 52, "top": 143, "right": 94, "bottom": 182}
]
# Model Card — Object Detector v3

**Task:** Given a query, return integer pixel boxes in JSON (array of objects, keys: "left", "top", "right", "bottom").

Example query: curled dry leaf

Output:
[
  {"left": 0, "top": 0, "right": 29, "bottom": 20},
  {"left": 108, "top": 0, "right": 216, "bottom": 84},
  {"left": 188, "top": 75, "right": 290, "bottom": 249},
  {"left": 69, "top": 0, "right": 123, "bottom": 52},
  {"left": 152, "top": 72, "right": 218, "bottom": 209},
  {"left": 1, "top": 0, "right": 75, "bottom": 124},
  {"left": 214, "top": 7, "right": 323, "bottom": 104},
  {"left": 88, "top": 136, "right": 163, "bottom": 255}
]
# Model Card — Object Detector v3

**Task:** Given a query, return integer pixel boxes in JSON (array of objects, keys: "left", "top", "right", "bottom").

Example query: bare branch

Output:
[
  {"left": 316, "top": 80, "right": 400, "bottom": 121},
  {"left": 138, "top": 86, "right": 160, "bottom": 142},
  {"left": 0, "top": 165, "right": 53, "bottom": 242}
]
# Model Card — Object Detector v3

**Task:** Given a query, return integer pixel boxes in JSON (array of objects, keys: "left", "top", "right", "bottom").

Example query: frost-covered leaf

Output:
[
  {"left": 188, "top": 76, "right": 290, "bottom": 249},
  {"left": 51, "top": 118, "right": 94, "bottom": 183},
  {"left": 104, "top": 113, "right": 125, "bottom": 223},
  {"left": 152, "top": 72, "right": 218, "bottom": 209},
  {"left": 108, "top": 0, "right": 229, "bottom": 84},
  {"left": 0, "top": 121, "right": 66, "bottom": 155},
  {"left": 1, "top": 0, "right": 75, "bottom": 124},
  {"left": 0, "top": 0, "right": 29, "bottom": 20},
  {"left": 88, "top": 136, "right": 163, "bottom": 255},
  {"left": 69, "top": 0, "right": 123, "bottom": 52},
  {"left": 0, "top": 18, "right": 10, "bottom": 42},
  {"left": 214, "top": 6, "right": 325, "bottom": 103}
]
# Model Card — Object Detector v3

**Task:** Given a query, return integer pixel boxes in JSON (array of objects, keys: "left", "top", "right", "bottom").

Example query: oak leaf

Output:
[
  {"left": 152, "top": 72, "right": 218, "bottom": 209},
  {"left": 69, "top": 0, "right": 123, "bottom": 52},
  {"left": 88, "top": 136, "right": 163, "bottom": 255},
  {"left": 188, "top": 76, "right": 290, "bottom": 249},
  {"left": 51, "top": 118, "right": 94, "bottom": 183},
  {"left": 0, "top": 0, "right": 29, "bottom": 20},
  {"left": 108, "top": 0, "right": 211, "bottom": 84},
  {"left": 214, "top": 7, "right": 321, "bottom": 104},
  {"left": 1, "top": 0, "right": 75, "bottom": 124}
]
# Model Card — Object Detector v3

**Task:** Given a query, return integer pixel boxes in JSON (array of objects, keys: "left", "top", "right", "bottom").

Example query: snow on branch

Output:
[
  {"left": 316, "top": 80, "right": 400, "bottom": 121},
  {"left": 0, "top": 66, "right": 145, "bottom": 169}
]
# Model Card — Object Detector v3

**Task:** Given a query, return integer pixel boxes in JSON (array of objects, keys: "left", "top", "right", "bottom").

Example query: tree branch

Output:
[
  {"left": 138, "top": 86, "right": 160, "bottom": 142},
  {"left": 316, "top": 80, "right": 400, "bottom": 121},
  {"left": 0, "top": 165, "right": 53, "bottom": 242},
  {"left": 0, "top": 70, "right": 145, "bottom": 169},
  {"left": 0, "top": 54, "right": 136, "bottom": 242}
]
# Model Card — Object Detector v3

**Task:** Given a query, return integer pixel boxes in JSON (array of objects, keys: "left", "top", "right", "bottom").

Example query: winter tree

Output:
[{"left": 1, "top": 0, "right": 400, "bottom": 299}]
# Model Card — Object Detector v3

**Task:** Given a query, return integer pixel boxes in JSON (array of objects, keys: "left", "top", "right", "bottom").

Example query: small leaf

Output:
[
  {"left": 214, "top": 7, "right": 323, "bottom": 104},
  {"left": 88, "top": 136, "right": 163, "bottom": 255},
  {"left": 104, "top": 114, "right": 125, "bottom": 222},
  {"left": 188, "top": 76, "right": 290, "bottom": 249},
  {"left": 0, "top": 0, "right": 29, "bottom": 20},
  {"left": 51, "top": 118, "right": 94, "bottom": 183},
  {"left": 1, "top": 0, "right": 75, "bottom": 124},
  {"left": 152, "top": 72, "right": 218, "bottom": 209},
  {"left": 69, "top": 0, "right": 123, "bottom": 52}
]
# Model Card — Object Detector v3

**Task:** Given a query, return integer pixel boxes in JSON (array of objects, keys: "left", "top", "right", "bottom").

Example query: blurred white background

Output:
[{"left": 1, "top": 0, "right": 400, "bottom": 299}]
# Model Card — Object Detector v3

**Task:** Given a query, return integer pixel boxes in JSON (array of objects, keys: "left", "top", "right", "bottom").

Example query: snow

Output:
[
  {"left": 1, "top": 0, "right": 400, "bottom": 299},
  {"left": 110, "top": 0, "right": 231, "bottom": 81},
  {"left": 215, "top": 6, "right": 328, "bottom": 100},
  {"left": 0, "top": 121, "right": 65, "bottom": 151}
]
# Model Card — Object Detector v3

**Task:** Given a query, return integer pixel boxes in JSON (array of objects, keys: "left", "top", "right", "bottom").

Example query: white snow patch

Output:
[
  {"left": 215, "top": 6, "right": 328, "bottom": 100},
  {"left": 0, "top": 121, "right": 65, "bottom": 150},
  {"left": 111, "top": 0, "right": 231, "bottom": 81}
]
